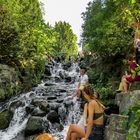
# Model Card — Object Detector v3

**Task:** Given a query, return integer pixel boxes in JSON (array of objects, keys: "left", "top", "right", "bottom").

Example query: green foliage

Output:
[
  {"left": 81, "top": 0, "right": 140, "bottom": 96},
  {"left": 124, "top": 0, "right": 140, "bottom": 25},
  {"left": 54, "top": 21, "right": 78, "bottom": 60},
  {"left": 0, "top": 0, "right": 78, "bottom": 95},
  {"left": 82, "top": 0, "right": 134, "bottom": 57},
  {"left": 86, "top": 68, "right": 114, "bottom": 105},
  {"left": 0, "top": 0, "right": 49, "bottom": 81},
  {"left": 94, "top": 85, "right": 114, "bottom": 105},
  {"left": 86, "top": 69, "right": 100, "bottom": 84},
  {"left": 125, "top": 102, "right": 140, "bottom": 140}
]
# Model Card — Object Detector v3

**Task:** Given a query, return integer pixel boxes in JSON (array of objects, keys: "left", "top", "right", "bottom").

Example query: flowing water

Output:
[{"left": 0, "top": 62, "right": 82, "bottom": 140}]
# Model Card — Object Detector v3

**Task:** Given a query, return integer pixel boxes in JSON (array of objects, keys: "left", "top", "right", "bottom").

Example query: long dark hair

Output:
[{"left": 83, "top": 84, "right": 94, "bottom": 98}]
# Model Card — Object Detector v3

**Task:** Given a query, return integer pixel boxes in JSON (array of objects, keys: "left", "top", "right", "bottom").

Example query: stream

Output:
[{"left": 0, "top": 61, "right": 82, "bottom": 140}]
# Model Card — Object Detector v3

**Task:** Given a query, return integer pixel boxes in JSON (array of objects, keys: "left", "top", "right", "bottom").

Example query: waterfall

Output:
[{"left": 0, "top": 61, "right": 82, "bottom": 140}]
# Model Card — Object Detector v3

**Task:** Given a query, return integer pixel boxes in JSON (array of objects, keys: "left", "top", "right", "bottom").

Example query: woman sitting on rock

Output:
[
  {"left": 117, "top": 56, "right": 140, "bottom": 93},
  {"left": 66, "top": 84, "right": 105, "bottom": 140}
]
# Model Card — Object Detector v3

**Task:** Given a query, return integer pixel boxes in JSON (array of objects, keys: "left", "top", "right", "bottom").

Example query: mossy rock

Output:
[
  {"left": 0, "top": 88, "right": 6, "bottom": 101},
  {"left": 0, "top": 110, "right": 13, "bottom": 129},
  {"left": 24, "top": 116, "right": 44, "bottom": 136},
  {"left": 40, "top": 102, "right": 49, "bottom": 112}
]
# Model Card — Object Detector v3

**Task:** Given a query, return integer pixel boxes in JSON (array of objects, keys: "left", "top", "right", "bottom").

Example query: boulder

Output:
[
  {"left": 104, "top": 114, "right": 128, "bottom": 140},
  {"left": 31, "top": 108, "right": 46, "bottom": 117},
  {"left": 0, "top": 110, "right": 13, "bottom": 129},
  {"left": 25, "top": 116, "right": 46, "bottom": 136},
  {"left": 48, "top": 103, "right": 60, "bottom": 111},
  {"left": 39, "top": 102, "right": 49, "bottom": 112},
  {"left": 47, "top": 111, "right": 60, "bottom": 123},
  {"left": 115, "top": 90, "right": 140, "bottom": 112},
  {"left": 25, "top": 105, "right": 35, "bottom": 114},
  {"left": 9, "top": 100, "right": 25, "bottom": 112},
  {"left": 65, "top": 76, "right": 72, "bottom": 83}
]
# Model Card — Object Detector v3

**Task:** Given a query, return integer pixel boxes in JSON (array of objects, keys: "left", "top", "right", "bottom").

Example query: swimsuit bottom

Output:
[{"left": 88, "top": 124, "right": 104, "bottom": 140}]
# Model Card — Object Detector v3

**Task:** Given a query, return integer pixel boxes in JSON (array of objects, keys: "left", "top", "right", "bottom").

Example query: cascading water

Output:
[{"left": 0, "top": 61, "right": 82, "bottom": 140}]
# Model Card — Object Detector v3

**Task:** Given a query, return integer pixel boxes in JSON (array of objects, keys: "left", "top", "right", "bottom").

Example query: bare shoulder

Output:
[{"left": 89, "top": 100, "right": 96, "bottom": 106}]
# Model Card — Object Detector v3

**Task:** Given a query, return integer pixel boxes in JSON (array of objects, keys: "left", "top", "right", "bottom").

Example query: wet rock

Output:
[
  {"left": 9, "top": 100, "right": 24, "bottom": 112},
  {"left": 58, "top": 89, "right": 67, "bottom": 93},
  {"left": 55, "top": 92, "right": 61, "bottom": 96},
  {"left": 44, "top": 83, "right": 55, "bottom": 86},
  {"left": 39, "top": 102, "right": 49, "bottom": 112},
  {"left": 44, "top": 66, "right": 51, "bottom": 76},
  {"left": 25, "top": 105, "right": 35, "bottom": 114},
  {"left": 58, "top": 105, "right": 67, "bottom": 120},
  {"left": 56, "top": 98, "right": 64, "bottom": 103},
  {"left": 35, "top": 88, "right": 46, "bottom": 95},
  {"left": 47, "top": 111, "right": 60, "bottom": 123},
  {"left": 48, "top": 103, "right": 60, "bottom": 111},
  {"left": 70, "top": 77, "right": 76, "bottom": 84},
  {"left": 0, "top": 110, "right": 13, "bottom": 129},
  {"left": 63, "top": 63, "right": 71, "bottom": 70},
  {"left": 28, "top": 91, "right": 35, "bottom": 97},
  {"left": 50, "top": 123, "right": 64, "bottom": 132},
  {"left": 65, "top": 76, "right": 72, "bottom": 83},
  {"left": 76, "top": 67, "right": 80, "bottom": 72},
  {"left": 31, "top": 108, "right": 47, "bottom": 117},
  {"left": 25, "top": 116, "right": 45, "bottom": 136},
  {"left": 43, "top": 87, "right": 54, "bottom": 93},
  {"left": 64, "top": 100, "right": 73, "bottom": 107},
  {"left": 59, "top": 71, "right": 65, "bottom": 79},
  {"left": 47, "top": 96, "right": 57, "bottom": 100},
  {"left": 54, "top": 76, "right": 62, "bottom": 82},
  {"left": 31, "top": 99, "right": 46, "bottom": 107}
]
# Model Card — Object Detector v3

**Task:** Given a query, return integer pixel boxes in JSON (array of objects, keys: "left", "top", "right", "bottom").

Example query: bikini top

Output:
[
  {"left": 87, "top": 100, "right": 104, "bottom": 120},
  {"left": 93, "top": 112, "right": 104, "bottom": 120}
]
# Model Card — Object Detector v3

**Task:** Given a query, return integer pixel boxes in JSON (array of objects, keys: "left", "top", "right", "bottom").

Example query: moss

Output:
[
  {"left": 0, "top": 110, "right": 13, "bottom": 129},
  {"left": 0, "top": 88, "right": 6, "bottom": 101}
]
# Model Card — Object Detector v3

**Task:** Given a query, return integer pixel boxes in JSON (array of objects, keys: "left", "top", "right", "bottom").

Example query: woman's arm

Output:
[
  {"left": 83, "top": 103, "right": 87, "bottom": 126},
  {"left": 83, "top": 101, "right": 94, "bottom": 139}
]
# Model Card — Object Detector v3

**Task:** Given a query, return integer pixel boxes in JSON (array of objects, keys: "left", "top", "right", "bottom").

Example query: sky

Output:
[{"left": 39, "top": 0, "right": 91, "bottom": 44}]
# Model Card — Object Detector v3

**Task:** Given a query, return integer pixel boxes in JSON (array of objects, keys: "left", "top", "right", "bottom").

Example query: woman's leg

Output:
[
  {"left": 122, "top": 78, "right": 130, "bottom": 93},
  {"left": 66, "top": 124, "right": 85, "bottom": 140},
  {"left": 71, "top": 132, "right": 79, "bottom": 140},
  {"left": 118, "top": 82, "right": 124, "bottom": 91},
  {"left": 117, "top": 75, "right": 126, "bottom": 92}
]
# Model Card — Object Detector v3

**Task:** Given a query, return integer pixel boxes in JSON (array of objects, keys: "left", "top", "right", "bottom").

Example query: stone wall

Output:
[
  {"left": 104, "top": 114, "right": 128, "bottom": 140},
  {"left": 115, "top": 90, "right": 140, "bottom": 113},
  {"left": 104, "top": 90, "right": 140, "bottom": 140}
]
